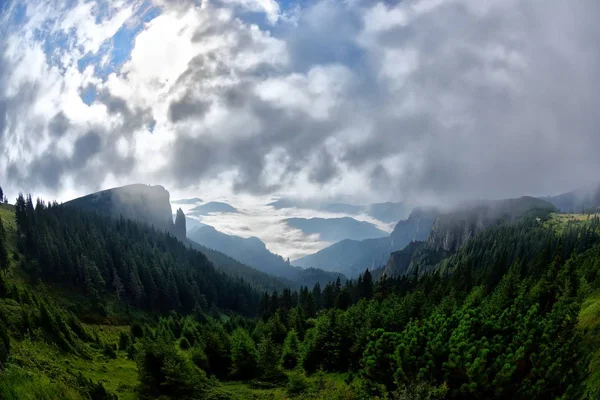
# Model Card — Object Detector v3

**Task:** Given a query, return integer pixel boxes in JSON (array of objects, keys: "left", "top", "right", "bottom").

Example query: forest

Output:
[{"left": 1, "top": 190, "right": 600, "bottom": 399}]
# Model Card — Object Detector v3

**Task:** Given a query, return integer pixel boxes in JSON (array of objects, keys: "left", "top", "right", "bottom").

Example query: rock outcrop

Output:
[{"left": 174, "top": 208, "right": 186, "bottom": 239}]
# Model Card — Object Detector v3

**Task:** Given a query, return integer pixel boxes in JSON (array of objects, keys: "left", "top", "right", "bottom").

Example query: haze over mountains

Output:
[
  {"left": 65, "top": 184, "right": 346, "bottom": 288},
  {"left": 61, "top": 183, "right": 587, "bottom": 283}
]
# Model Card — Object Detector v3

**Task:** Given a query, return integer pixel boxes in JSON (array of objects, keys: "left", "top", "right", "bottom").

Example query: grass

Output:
[
  {"left": 578, "top": 291, "right": 600, "bottom": 397},
  {"left": 544, "top": 212, "right": 600, "bottom": 234},
  {"left": 0, "top": 365, "right": 82, "bottom": 400},
  {"left": 8, "top": 336, "right": 138, "bottom": 400}
]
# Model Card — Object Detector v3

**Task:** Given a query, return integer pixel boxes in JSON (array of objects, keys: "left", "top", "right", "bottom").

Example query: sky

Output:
[{"left": 1, "top": 0, "right": 600, "bottom": 258}]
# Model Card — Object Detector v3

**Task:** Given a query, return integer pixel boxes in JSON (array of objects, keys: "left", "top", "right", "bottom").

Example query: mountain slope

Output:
[
  {"left": 384, "top": 196, "right": 556, "bottom": 276},
  {"left": 64, "top": 184, "right": 179, "bottom": 237},
  {"left": 427, "top": 196, "right": 556, "bottom": 253},
  {"left": 188, "top": 225, "right": 294, "bottom": 278},
  {"left": 543, "top": 183, "right": 600, "bottom": 213},
  {"left": 15, "top": 194, "right": 262, "bottom": 315},
  {"left": 187, "top": 225, "right": 346, "bottom": 285},
  {"left": 63, "top": 184, "right": 288, "bottom": 291}
]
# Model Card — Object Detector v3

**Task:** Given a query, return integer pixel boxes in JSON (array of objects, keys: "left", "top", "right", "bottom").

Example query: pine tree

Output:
[
  {"left": 112, "top": 269, "right": 124, "bottom": 300},
  {"left": 230, "top": 328, "right": 258, "bottom": 379},
  {"left": 0, "top": 217, "right": 9, "bottom": 274},
  {"left": 281, "top": 329, "right": 301, "bottom": 370}
]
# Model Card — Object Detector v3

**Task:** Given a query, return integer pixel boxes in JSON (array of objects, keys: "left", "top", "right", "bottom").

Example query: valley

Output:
[{"left": 1, "top": 183, "right": 600, "bottom": 399}]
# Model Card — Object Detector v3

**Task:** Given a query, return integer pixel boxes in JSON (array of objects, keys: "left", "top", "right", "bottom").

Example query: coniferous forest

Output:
[{"left": 2, "top": 190, "right": 600, "bottom": 399}]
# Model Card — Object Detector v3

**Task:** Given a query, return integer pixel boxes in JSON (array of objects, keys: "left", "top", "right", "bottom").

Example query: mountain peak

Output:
[{"left": 64, "top": 183, "right": 178, "bottom": 237}]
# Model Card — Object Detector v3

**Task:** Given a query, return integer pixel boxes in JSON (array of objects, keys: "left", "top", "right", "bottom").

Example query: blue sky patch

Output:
[
  {"left": 80, "top": 85, "right": 97, "bottom": 106},
  {"left": 8, "top": 2, "right": 28, "bottom": 25},
  {"left": 75, "top": 1, "right": 162, "bottom": 80}
]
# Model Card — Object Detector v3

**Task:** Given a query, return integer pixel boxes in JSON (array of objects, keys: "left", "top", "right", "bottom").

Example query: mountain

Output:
[
  {"left": 427, "top": 196, "right": 556, "bottom": 253},
  {"left": 64, "top": 183, "right": 177, "bottom": 235},
  {"left": 63, "top": 184, "right": 288, "bottom": 291},
  {"left": 293, "top": 208, "right": 438, "bottom": 276},
  {"left": 189, "top": 201, "right": 238, "bottom": 215},
  {"left": 173, "top": 208, "right": 186, "bottom": 239},
  {"left": 188, "top": 225, "right": 295, "bottom": 278},
  {"left": 285, "top": 217, "right": 388, "bottom": 242},
  {"left": 543, "top": 184, "right": 600, "bottom": 213},
  {"left": 269, "top": 198, "right": 408, "bottom": 222},
  {"left": 171, "top": 197, "right": 203, "bottom": 204},
  {"left": 366, "top": 202, "right": 409, "bottom": 223},
  {"left": 383, "top": 196, "right": 556, "bottom": 276},
  {"left": 184, "top": 216, "right": 207, "bottom": 231},
  {"left": 187, "top": 225, "right": 346, "bottom": 285}
]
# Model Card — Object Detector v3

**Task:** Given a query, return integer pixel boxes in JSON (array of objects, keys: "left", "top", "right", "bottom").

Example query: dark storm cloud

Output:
[
  {"left": 309, "top": 150, "right": 339, "bottom": 184},
  {"left": 48, "top": 112, "right": 70, "bottom": 137},
  {"left": 72, "top": 130, "right": 102, "bottom": 167},
  {"left": 168, "top": 92, "right": 211, "bottom": 122}
]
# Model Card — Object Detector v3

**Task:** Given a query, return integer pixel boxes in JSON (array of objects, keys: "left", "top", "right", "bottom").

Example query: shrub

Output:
[
  {"left": 190, "top": 345, "right": 210, "bottom": 374},
  {"left": 137, "top": 338, "right": 211, "bottom": 399},
  {"left": 286, "top": 370, "right": 309, "bottom": 396}
]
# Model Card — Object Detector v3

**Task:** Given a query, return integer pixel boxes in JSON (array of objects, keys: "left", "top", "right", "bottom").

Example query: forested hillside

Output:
[
  {"left": 16, "top": 194, "right": 261, "bottom": 316},
  {"left": 2, "top": 191, "right": 600, "bottom": 399}
]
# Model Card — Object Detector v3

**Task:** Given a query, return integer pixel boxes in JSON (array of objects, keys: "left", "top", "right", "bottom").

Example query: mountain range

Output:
[
  {"left": 543, "top": 183, "right": 600, "bottom": 213},
  {"left": 64, "top": 183, "right": 597, "bottom": 285},
  {"left": 269, "top": 199, "right": 409, "bottom": 223},
  {"left": 293, "top": 208, "right": 439, "bottom": 276},
  {"left": 285, "top": 217, "right": 389, "bottom": 242},
  {"left": 189, "top": 201, "right": 238, "bottom": 215}
]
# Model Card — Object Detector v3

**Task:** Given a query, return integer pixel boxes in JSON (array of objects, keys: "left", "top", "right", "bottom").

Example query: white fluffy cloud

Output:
[{"left": 1, "top": 0, "right": 600, "bottom": 255}]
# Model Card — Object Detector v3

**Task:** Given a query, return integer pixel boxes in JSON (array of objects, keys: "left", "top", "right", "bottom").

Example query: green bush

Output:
[
  {"left": 190, "top": 345, "right": 210, "bottom": 374},
  {"left": 137, "top": 338, "right": 211, "bottom": 399},
  {"left": 286, "top": 370, "right": 309, "bottom": 396}
]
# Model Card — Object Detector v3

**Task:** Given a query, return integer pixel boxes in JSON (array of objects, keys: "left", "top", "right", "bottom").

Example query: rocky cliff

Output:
[
  {"left": 427, "top": 196, "right": 555, "bottom": 253},
  {"left": 64, "top": 184, "right": 185, "bottom": 238},
  {"left": 383, "top": 196, "right": 555, "bottom": 277}
]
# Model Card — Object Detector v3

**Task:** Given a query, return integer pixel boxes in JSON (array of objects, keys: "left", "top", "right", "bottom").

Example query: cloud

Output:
[{"left": 0, "top": 0, "right": 599, "bottom": 211}]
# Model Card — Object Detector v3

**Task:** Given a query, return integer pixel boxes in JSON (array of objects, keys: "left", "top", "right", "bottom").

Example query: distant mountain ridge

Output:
[
  {"left": 187, "top": 225, "right": 346, "bottom": 285},
  {"left": 269, "top": 199, "right": 409, "bottom": 223},
  {"left": 285, "top": 217, "right": 388, "bottom": 242},
  {"left": 542, "top": 183, "right": 600, "bottom": 213},
  {"left": 172, "top": 197, "right": 203, "bottom": 204},
  {"left": 293, "top": 208, "right": 438, "bottom": 276},
  {"left": 189, "top": 201, "right": 238, "bottom": 215}
]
